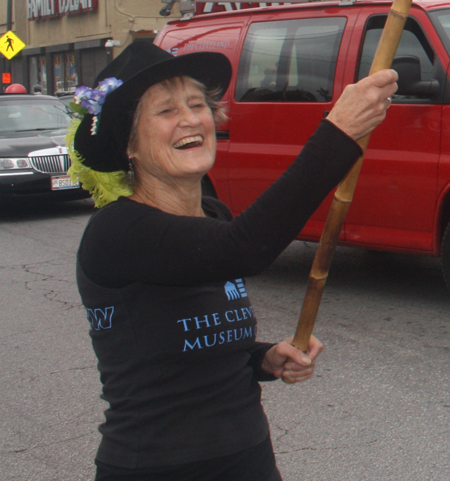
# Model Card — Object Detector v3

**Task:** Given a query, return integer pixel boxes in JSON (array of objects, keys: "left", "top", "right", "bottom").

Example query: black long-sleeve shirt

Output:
[{"left": 76, "top": 119, "right": 361, "bottom": 468}]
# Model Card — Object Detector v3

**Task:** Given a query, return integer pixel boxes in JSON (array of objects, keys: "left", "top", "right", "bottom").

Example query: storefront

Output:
[
  {"left": 21, "top": 40, "right": 109, "bottom": 96},
  {"left": 1, "top": 0, "right": 172, "bottom": 94}
]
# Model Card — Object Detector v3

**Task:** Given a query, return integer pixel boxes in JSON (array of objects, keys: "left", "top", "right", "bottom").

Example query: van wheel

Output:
[
  {"left": 442, "top": 221, "right": 450, "bottom": 291},
  {"left": 201, "top": 176, "right": 217, "bottom": 198}
]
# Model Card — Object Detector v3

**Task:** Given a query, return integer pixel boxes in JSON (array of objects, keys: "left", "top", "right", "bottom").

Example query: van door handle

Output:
[{"left": 323, "top": 110, "right": 330, "bottom": 118}]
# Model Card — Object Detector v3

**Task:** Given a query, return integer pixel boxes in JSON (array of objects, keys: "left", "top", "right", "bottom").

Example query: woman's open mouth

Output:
[{"left": 173, "top": 135, "right": 203, "bottom": 150}]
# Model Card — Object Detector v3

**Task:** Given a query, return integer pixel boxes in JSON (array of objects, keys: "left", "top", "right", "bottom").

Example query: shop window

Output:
[
  {"left": 53, "top": 53, "right": 78, "bottom": 95},
  {"left": 66, "top": 54, "right": 78, "bottom": 92},
  {"left": 29, "top": 56, "right": 47, "bottom": 94}
]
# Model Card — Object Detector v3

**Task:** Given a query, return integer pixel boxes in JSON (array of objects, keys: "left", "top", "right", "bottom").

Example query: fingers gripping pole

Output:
[{"left": 289, "top": 0, "right": 412, "bottom": 354}]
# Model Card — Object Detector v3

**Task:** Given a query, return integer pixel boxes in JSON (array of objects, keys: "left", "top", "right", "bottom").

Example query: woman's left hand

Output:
[{"left": 261, "top": 335, "right": 324, "bottom": 384}]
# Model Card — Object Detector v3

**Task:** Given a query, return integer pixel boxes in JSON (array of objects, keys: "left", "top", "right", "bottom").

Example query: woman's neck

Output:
[{"left": 129, "top": 176, "right": 205, "bottom": 217}]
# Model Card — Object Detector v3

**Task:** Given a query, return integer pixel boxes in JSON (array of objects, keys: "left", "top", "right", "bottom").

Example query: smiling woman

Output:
[{"left": 67, "top": 40, "right": 397, "bottom": 481}]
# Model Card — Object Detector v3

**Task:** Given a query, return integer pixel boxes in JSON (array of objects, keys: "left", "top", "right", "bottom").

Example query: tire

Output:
[
  {"left": 201, "top": 176, "right": 217, "bottom": 198},
  {"left": 441, "top": 221, "right": 450, "bottom": 291}
]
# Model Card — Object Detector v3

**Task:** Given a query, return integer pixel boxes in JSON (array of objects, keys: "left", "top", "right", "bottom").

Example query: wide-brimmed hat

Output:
[{"left": 71, "top": 40, "right": 232, "bottom": 174}]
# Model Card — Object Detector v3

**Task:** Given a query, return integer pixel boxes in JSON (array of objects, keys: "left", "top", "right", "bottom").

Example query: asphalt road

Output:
[{"left": 0, "top": 198, "right": 449, "bottom": 481}]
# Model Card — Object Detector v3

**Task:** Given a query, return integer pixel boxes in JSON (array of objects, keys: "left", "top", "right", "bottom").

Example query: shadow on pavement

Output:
[{"left": 0, "top": 197, "right": 95, "bottom": 222}]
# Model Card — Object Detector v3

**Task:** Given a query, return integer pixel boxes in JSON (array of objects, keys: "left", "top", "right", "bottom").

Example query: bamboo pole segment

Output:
[{"left": 287, "top": 0, "right": 412, "bottom": 359}]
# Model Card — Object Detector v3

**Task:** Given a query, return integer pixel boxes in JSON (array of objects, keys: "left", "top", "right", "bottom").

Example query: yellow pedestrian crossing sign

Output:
[{"left": 0, "top": 31, "right": 26, "bottom": 60}]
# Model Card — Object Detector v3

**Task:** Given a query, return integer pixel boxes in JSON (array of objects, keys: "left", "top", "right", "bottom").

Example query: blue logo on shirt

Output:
[
  {"left": 224, "top": 279, "right": 248, "bottom": 300},
  {"left": 86, "top": 307, "right": 114, "bottom": 330}
]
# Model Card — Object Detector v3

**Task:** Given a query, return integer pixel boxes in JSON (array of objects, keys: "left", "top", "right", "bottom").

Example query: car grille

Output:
[{"left": 29, "top": 154, "right": 72, "bottom": 174}]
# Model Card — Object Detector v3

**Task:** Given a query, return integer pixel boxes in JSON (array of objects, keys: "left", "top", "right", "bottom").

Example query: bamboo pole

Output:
[{"left": 287, "top": 0, "right": 412, "bottom": 358}]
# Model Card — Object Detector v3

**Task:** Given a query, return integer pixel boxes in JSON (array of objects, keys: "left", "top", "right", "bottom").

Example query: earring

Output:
[{"left": 128, "top": 157, "right": 135, "bottom": 184}]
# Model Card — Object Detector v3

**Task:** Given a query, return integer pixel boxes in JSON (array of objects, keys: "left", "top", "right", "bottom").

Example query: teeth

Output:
[{"left": 173, "top": 135, "right": 203, "bottom": 149}]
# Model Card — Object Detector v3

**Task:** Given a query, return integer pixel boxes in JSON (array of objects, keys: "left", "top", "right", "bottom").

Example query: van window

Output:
[
  {"left": 429, "top": 9, "right": 450, "bottom": 54},
  {"left": 235, "top": 17, "right": 346, "bottom": 102},
  {"left": 358, "top": 16, "right": 442, "bottom": 103}
]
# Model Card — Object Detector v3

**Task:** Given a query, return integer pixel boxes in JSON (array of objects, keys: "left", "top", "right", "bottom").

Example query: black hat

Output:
[{"left": 72, "top": 40, "right": 232, "bottom": 173}]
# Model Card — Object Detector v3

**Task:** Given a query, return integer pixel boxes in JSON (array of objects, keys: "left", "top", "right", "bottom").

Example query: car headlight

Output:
[{"left": 0, "top": 158, "right": 31, "bottom": 170}]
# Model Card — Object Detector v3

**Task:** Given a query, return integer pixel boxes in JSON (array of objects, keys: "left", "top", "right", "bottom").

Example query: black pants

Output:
[{"left": 94, "top": 436, "right": 282, "bottom": 481}]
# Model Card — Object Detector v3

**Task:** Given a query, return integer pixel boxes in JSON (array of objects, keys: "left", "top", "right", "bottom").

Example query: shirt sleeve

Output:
[
  {"left": 79, "top": 120, "right": 362, "bottom": 288},
  {"left": 246, "top": 342, "right": 278, "bottom": 382}
]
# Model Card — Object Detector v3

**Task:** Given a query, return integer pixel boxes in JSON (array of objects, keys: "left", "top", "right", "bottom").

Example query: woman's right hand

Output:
[{"left": 326, "top": 69, "right": 398, "bottom": 142}]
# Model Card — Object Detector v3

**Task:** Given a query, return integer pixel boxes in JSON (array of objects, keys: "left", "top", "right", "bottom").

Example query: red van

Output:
[{"left": 154, "top": 0, "right": 450, "bottom": 290}]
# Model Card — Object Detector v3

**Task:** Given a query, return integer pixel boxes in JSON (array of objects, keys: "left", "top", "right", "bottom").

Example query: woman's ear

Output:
[{"left": 127, "top": 147, "right": 138, "bottom": 162}]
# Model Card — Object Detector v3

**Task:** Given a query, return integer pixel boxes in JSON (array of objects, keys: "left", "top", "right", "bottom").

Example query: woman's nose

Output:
[{"left": 178, "top": 105, "right": 201, "bottom": 126}]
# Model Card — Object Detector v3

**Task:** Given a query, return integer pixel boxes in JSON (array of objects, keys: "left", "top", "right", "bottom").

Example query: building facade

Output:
[{"left": 0, "top": 0, "right": 183, "bottom": 95}]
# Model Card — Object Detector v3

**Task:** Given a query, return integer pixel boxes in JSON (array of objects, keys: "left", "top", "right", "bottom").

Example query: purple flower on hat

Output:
[
  {"left": 71, "top": 77, "right": 123, "bottom": 135},
  {"left": 98, "top": 77, "right": 123, "bottom": 93},
  {"left": 73, "top": 77, "right": 123, "bottom": 116}
]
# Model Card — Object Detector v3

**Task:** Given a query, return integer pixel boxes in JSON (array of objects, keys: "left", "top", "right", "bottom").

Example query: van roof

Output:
[{"left": 165, "top": 0, "right": 450, "bottom": 23}]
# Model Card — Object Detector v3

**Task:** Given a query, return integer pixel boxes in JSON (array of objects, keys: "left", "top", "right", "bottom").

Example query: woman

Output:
[{"left": 68, "top": 40, "right": 397, "bottom": 481}]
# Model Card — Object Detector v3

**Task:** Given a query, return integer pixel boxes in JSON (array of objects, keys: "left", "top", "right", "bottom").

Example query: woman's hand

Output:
[
  {"left": 327, "top": 69, "right": 398, "bottom": 141},
  {"left": 261, "top": 335, "right": 324, "bottom": 384}
]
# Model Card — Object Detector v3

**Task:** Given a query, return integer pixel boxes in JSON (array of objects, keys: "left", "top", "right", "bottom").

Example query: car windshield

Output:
[
  {"left": 429, "top": 8, "right": 450, "bottom": 56},
  {"left": 0, "top": 99, "right": 72, "bottom": 134}
]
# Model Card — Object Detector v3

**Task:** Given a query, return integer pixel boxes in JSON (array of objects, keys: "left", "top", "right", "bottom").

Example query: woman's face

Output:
[{"left": 129, "top": 78, "right": 216, "bottom": 184}]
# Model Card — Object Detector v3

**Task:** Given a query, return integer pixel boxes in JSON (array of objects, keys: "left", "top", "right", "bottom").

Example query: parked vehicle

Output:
[
  {"left": 154, "top": 0, "right": 450, "bottom": 290},
  {"left": 0, "top": 94, "right": 88, "bottom": 201},
  {"left": 58, "top": 94, "right": 75, "bottom": 109}
]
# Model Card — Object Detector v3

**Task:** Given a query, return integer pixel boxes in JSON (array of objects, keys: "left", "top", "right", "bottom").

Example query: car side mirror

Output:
[{"left": 392, "top": 55, "right": 439, "bottom": 97}]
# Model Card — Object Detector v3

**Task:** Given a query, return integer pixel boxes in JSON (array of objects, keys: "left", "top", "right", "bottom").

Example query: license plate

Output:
[{"left": 51, "top": 175, "right": 80, "bottom": 190}]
